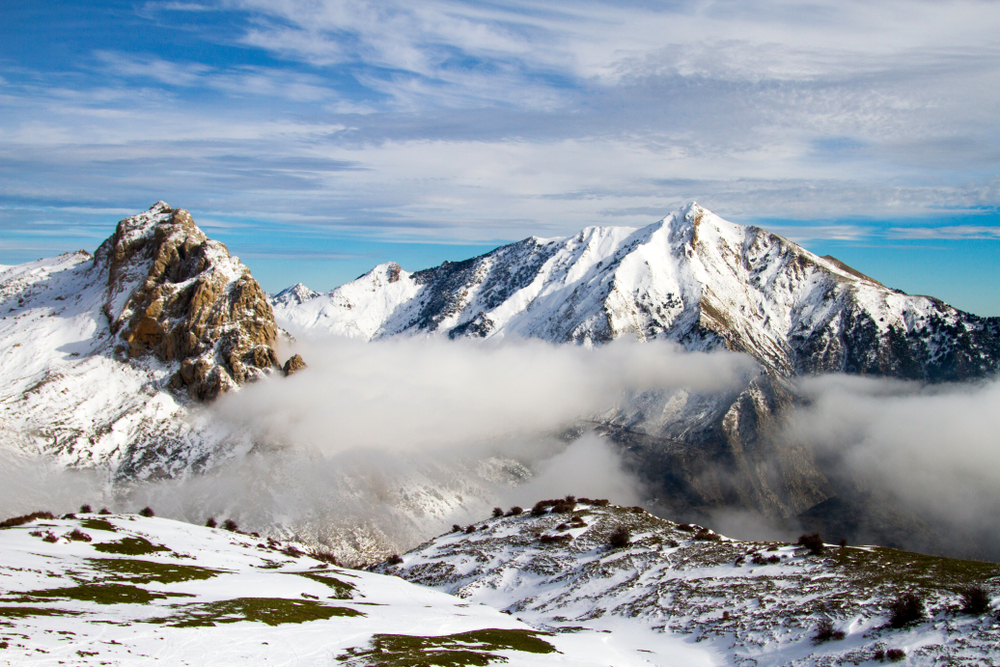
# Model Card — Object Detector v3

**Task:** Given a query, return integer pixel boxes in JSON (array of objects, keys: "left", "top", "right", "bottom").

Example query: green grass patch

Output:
[
  {"left": 78, "top": 518, "right": 117, "bottom": 533},
  {"left": 290, "top": 572, "right": 357, "bottom": 599},
  {"left": 20, "top": 583, "right": 180, "bottom": 605},
  {"left": 93, "top": 537, "right": 170, "bottom": 556},
  {"left": 148, "top": 597, "right": 364, "bottom": 627},
  {"left": 0, "top": 605, "right": 82, "bottom": 619},
  {"left": 88, "top": 558, "right": 224, "bottom": 584},
  {"left": 832, "top": 546, "right": 1000, "bottom": 593},
  {"left": 337, "top": 629, "right": 557, "bottom": 666}
]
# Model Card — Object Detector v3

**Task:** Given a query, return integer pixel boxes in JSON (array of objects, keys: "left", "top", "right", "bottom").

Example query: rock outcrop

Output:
[{"left": 94, "top": 202, "right": 283, "bottom": 400}]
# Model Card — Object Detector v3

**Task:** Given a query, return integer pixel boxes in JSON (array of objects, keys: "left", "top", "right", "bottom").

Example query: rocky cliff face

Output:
[
  {"left": 95, "top": 202, "right": 281, "bottom": 400},
  {"left": 0, "top": 203, "right": 297, "bottom": 479}
]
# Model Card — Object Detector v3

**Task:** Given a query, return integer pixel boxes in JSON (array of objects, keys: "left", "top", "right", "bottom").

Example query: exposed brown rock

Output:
[
  {"left": 95, "top": 202, "right": 288, "bottom": 401},
  {"left": 282, "top": 354, "right": 306, "bottom": 376}
]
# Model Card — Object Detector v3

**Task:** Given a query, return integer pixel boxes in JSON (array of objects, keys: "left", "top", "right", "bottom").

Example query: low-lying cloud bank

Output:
[
  {"left": 211, "top": 337, "right": 755, "bottom": 454},
  {"left": 783, "top": 375, "right": 1000, "bottom": 557},
  {"left": 0, "top": 337, "right": 753, "bottom": 563}
]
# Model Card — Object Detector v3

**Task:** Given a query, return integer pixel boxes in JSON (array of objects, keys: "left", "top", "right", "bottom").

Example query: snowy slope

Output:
[
  {"left": 0, "top": 511, "right": 655, "bottom": 666},
  {"left": 383, "top": 501, "right": 1000, "bottom": 667},
  {"left": 273, "top": 203, "right": 999, "bottom": 382}
]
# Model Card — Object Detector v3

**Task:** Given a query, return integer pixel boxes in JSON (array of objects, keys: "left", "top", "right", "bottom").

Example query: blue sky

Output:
[{"left": 2, "top": 0, "right": 998, "bottom": 315}]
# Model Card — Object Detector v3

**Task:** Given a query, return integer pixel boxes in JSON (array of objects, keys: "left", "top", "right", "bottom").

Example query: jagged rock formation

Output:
[
  {"left": 95, "top": 202, "right": 281, "bottom": 400},
  {"left": 0, "top": 203, "right": 298, "bottom": 477}
]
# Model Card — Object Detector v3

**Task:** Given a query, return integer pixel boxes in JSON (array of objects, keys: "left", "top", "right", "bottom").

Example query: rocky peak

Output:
[
  {"left": 272, "top": 282, "right": 321, "bottom": 306},
  {"left": 94, "top": 202, "right": 288, "bottom": 401}
]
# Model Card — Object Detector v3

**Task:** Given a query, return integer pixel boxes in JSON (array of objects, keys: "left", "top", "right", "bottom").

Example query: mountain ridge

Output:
[{"left": 273, "top": 202, "right": 999, "bottom": 383}]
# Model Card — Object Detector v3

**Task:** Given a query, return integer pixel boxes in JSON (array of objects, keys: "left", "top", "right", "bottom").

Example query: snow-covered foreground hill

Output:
[
  {"left": 0, "top": 511, "right": 660, "bottom": 666},
  {"left": 3, "top": 506, "right": 996, "bottom": 667},
  {"left": 381, "top": 500, "right": 1000, "bottom": 666}
]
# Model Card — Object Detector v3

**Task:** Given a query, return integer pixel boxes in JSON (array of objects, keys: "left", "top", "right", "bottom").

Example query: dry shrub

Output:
[
  {"left": 139, "top": 507, "right": 155, "bottom": 518},
  {"left": 609, "top": 525, "right": 630, "bottom": 549},
  {"left": 885, "top": 648, "right": 906, "bottom": 662},
  {"left": 222, "top": 518, "right": 238, "bottom": 532},
  {"left": 80, "top": 504, "right": 92, "bottom": 514},
  {"left": 67, "top": 529, "right": 92, "bottom": 543},
  {"left": 812, "top": 618, "right": 845, "bottom": 644},
  {"left": 888, "top": 591, "right": 925, "bottom": 628},
  {"left": 959, "top": 584, "right": 991, "bottom": 615},
  {"left": 464, "top": 525, "right": 476, "bottom": 534},
  {"left": 205, "top": 517, "right": 217, "bottom": 528},
  {"left": 694, "top": 528, "right": 721, "bottom": 542},
  {"left": 492, "top": 507, "right": 504, "bottom": 518},
  {"left": 539, "top": 533, "right": 572, "bottom": 545},
  {"left": 506, "top": 507, "right": 523, "bottom": 516},
  {"left": 0, "top": 511, "right": 55, "bottom": 529},
  {"left": 676, "top": 523, "right": 696, "bottom": 532},
  {"left": 386, "top": 554, "right": 403, "bottom": 565},
  {"left": 797, "top": 533, "right": 824, "bottom": 556}
]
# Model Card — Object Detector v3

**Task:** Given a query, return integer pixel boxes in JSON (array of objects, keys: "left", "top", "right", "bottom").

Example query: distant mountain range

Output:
[
  {"left": 271, "top": 203, "right": 1000, "bottom": 559},
  {"left": 272, "top": 202, "right": 998, "bottom": 381},
  {"left": 2, "top": 202, "right": 998, "bottom": 562}
]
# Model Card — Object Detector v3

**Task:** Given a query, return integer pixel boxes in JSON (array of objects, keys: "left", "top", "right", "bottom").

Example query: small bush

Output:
[
  {"left": 98, "top": 508, "right": 111, "bottom": 515},
  {"left": 67, "top": 529, "right": 92, "bottom": 542},
  {"left": 139, "top": 507, "right": 155, "bottom": 518},
  {"left": 531, "top": 502, "right": 548, "bottom": 516},
  {"left": 492, "top": 507, "right": 504, "bottom": 518},
  {"left": 62, "top": 513, "right": 76, "bottom": 520},
  {"left": 452, "top": 524, "right": 462, "bottom": 532},
  {"left": 222, "top": 518, "right": 238, "bottom": 532},
  {"left": 564, "top": 495, "right": 576, "bottom": 503},
  {"left": 885, "top": 648, "right": 906, "bottom": 662},
  {"left": 555, "top": 523, "right": 569, "bottom": 531},
  {"left": 539, "top": 533, "right": 572, "bottom": 545},
  {"left": 839, "top": 538, "right": 848, "bottom": 548},
  {"left": 959, "top": 583, "right": 991, "bottom": 615},
  {"left": 888, "top": 591, "right": 925, "bottom": 628},
  {"left": 205, "top": 517, "right": 217, "bottom": 528},
  {"left": 593, "top": 499, "right": 610, "bottom": 507},
  {"left": 676, "top": 523, "right": 696, "bottom": 532},
  {"left": 0, "top": 511, "right": 55, "bottom": 529},
  {"left": 386, "top": 554, "right": 403, "bottom": 565},
  {"left": 552, "top": 499, "right": 576, "bottom": 514},
  {"left": 694, "top": 528, "right": 721, "bottom": 542},
  {"left": 797, "top": 533, "right": 824, "bottom": 556},
  {"left": 812, "top": 618, "right": 845, "bottom": 644},
  {"left": 311, "top": 551, "right": 339, "bottom": 566},
  {"left": 570, "top": 516, "right": 586, "bottom": 527},
  {"left": 80, "top": 504, "right": 92, "bottom": 514},
  {"left": 506, "top": 507, "right": 523, "bottom": 516},
  {"left": 609, "top": 525, "right": 630, "bottom": 549},
  {"left": 465, "top": 525, "right": 476, "bottom": 534},
  {"left": 42, "top": 532, "right": 60, "bottom": 543}
]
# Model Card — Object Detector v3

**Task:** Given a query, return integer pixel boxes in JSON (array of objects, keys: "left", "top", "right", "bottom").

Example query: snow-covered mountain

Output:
[
  {"left": 273, "top": 203, "right": 999, "bottom": 382},
  {"left": 270, "top": 203, "right": 1000, "bottom": 559},
  {"left": 0, "top": 202, "right": 294, "bottom": 476}
]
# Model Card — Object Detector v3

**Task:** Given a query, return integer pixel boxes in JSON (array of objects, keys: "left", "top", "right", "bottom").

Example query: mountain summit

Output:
[
  {"left": 274, "top": 203, "right": 999, "bottom": 382},
  {"left": 0, "top": 203, "right": 293, "bottom": 474}
]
